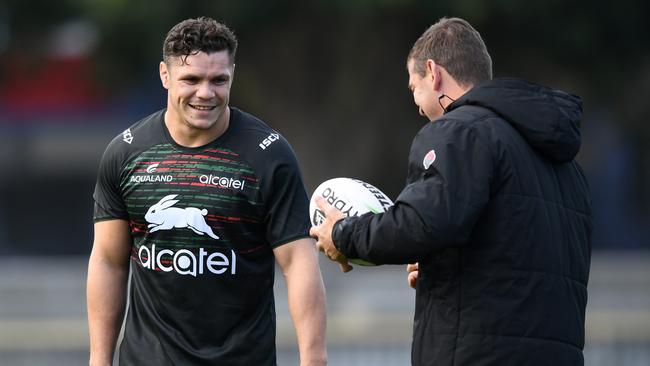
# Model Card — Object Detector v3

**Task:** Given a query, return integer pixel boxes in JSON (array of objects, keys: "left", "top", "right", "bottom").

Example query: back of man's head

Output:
[
  {"left": 408, "top": 17, "right": 492, "bottom": 87},
  {"left": 163, "top": 17, "right": 238, "bottom": 65}
]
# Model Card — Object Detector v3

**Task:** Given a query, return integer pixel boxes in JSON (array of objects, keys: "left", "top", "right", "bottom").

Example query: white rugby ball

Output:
[{"left": 309, "top": 177, "right": 393, "bottom": 266}]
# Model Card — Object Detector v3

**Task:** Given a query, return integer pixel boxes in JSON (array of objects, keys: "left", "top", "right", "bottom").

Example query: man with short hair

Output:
[
  {"left": 87, "top": 17, "right": 327, "bottom": 366},
  {"left": 311, "top": 17, "right": 592, "bottom": 365}
]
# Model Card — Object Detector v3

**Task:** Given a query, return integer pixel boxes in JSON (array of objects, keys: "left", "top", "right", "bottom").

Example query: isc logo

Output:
[
  {"left": 123, "top": 128, "right": 134, "bottom": 144},
  {"left": 259, "top": 133, "right": 279, "bottom": 150}
]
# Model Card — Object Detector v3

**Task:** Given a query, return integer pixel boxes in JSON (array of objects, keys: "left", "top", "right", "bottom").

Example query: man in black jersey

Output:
[
  {"left": 310, "top": 17, "right": 591, "bottom": 366},
  {"left": 87, "top": 17, "right": 327, "bottom": 366}
]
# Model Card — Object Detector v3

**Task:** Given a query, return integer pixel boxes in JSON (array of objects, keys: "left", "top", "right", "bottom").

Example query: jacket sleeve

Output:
[{"left": 333, "top": 120, "right": 494, "bottom": 264}]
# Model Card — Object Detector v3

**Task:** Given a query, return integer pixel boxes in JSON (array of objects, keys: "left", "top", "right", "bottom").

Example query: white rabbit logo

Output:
[{"left": 145, "top": 194, "right": 219, "bottom": 239}]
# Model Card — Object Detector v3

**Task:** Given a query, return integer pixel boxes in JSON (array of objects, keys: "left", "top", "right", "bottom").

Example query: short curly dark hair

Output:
[{"left": 163, "top": 17, "right": 238, "bottom": 65}]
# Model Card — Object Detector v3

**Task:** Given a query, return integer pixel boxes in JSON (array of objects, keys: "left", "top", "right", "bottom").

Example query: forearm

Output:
[
  {"left": 333, "top": 205, "right": 433, "bottom": 265},
  {"left": 335, "top": 173, "right": 488, "bottom": 265},
  {"left": 284, "top": 252, "right": 327, "bottom": 365},
  {"left": 87, "top": 251, "right": 129, "bottom": 366}
]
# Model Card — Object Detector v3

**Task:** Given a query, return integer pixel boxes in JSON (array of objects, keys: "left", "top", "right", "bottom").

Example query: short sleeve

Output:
[
  {"left": 93, "top": 141, "right": 129, "bottom": 222},
  {"left": 259, "top": 138, "right": 311, "bottom": 247}
]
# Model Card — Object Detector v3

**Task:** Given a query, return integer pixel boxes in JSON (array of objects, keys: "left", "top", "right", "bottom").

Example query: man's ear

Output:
[
  {"left": 160, "top": 61, "right": 170, "bottom": 89},
  {"left": 426, "top": 59, "right": 442, "bottom": 92}
]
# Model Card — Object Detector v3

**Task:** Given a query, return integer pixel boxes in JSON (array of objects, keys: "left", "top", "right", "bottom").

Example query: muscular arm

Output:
[
  {"left": 274, "top": 238, "right": 327, "bottom": 366},
  {"left": 87, "top": 219, "right": 132, "bottom": 366}
]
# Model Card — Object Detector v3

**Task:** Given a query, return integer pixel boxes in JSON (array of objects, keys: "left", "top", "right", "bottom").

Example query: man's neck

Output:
[
  {"left": 444, "top": 81, "right": 472, "bottom": 101},
  {"left": 164, "top": 107, "right": 230, "bottom": 148}
]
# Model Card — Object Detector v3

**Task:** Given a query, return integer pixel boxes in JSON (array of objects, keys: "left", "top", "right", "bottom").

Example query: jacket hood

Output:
[{"left": 448, "top": 78, "right": 583, "bottom": 162}]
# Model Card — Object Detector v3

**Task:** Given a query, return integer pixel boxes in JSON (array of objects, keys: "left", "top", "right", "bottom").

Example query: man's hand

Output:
[
  {"left": 407, "top": 263, "right": 418, "bottom": 289},
  {"left": 309, "top": 196, "right": 353, "bottom": 273}
]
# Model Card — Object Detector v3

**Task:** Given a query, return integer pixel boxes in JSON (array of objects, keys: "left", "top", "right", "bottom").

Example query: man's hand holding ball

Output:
[{"left": 309, "top": 196, "right": 353, "bottom": 273}]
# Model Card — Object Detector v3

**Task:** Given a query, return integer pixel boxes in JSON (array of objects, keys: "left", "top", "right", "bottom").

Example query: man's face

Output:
[
  {"left": 160, "top": 50, "right": 234, "bottom": 131},
  {"left": 407, "top": 59, "right": 442, "bottom": 121}
]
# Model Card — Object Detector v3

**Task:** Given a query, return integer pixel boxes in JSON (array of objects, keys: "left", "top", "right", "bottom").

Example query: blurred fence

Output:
[{"left": 0, "top": 251, "right": 648, "bottom": 365}]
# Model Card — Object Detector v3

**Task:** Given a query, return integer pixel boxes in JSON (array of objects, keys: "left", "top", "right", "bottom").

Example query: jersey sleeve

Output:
[
  {"left": 333, "top": 120, "right": 494, "bottom": 264},
  {"left": 93, "top": 139, "right": 129, "bottom": 222},
  {"left": 258, "top": 136, "right": 311, "bottom": 248}
]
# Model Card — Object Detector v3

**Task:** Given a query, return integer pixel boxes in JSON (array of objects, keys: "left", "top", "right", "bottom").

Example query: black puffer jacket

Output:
[{"left": 333, "top": 78, "right": 592, "bottom": 365}]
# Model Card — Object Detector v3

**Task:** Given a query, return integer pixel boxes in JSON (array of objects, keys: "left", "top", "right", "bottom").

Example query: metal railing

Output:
[{"left": 0, "top": 251, "right": 648, "bottom": 365}]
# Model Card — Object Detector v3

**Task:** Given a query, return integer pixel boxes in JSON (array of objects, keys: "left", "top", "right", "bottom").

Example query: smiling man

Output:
[
  {"left": 159, "top": 35, "right": 233, "bottom": 146},
  {"left": 87, "top": 17, "right": 326, "bottom": 366}
]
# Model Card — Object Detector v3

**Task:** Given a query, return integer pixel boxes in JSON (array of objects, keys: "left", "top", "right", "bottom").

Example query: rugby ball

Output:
[{"left": 309, "top": 177, "right": 393, "bottom": 266}]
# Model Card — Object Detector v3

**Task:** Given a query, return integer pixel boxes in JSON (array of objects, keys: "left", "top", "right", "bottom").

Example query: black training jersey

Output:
[{"left": 93, "top": 107, "right": 311, "bottom": 366}]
